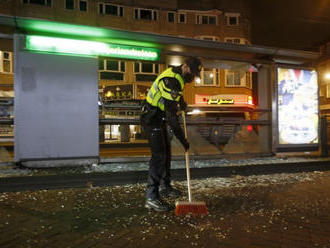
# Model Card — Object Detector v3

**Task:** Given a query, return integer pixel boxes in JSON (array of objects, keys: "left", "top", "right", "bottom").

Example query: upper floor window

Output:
[
  {"left": 23, "top": 0, "right": 51, "bottom": 7},
  {"left": 225, "top": 70, "right": 251, "bottom": 88},
  {"left": 79, "top": 0, "right": 87, "bottom": 12},
  {"left": 178, "top": 13, "right": 186, "bottom": 23},
  {"left": 225, "top": 13, "right": 240, "bottom": 26},
  {"left": 134, "top": 62, "right": 159, "bottom": 82},
  {"left": 65, "top": 0, "right": 74, "bottom": 10},
  {"left": 196, "top": 36, "right": 219, "bottom": 42},
  {"left": 196, "top": 14, "right": 217, "bottom": 25},
  {"left": 167, "top": 12, "right": 175, "bottom": 23},
  {"left": 225, "top": 38, "right": 242, "bottom": 44},
  {"left": 99, "top": 59, "right": 125, "bottom": 81},
  {"left": 225, "top": 37, "right": 250, "bottom": 45},
  {"left": 99, "top": 3, "right": 123, "bottom": 16},
  {"left": 0, "top": 51, "right": 13, "bottom": 74},
  {"left": 134, "top": 8, "right": 158, "bottom": 21},
  {"left": 195, "top": 68, "right": 219, "bottom": 86}
]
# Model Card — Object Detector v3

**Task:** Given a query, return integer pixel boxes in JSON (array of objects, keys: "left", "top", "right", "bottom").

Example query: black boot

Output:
[
  {"left": 145, "top": 198, "right": 170, "bottom": 211},
  {"left": 159, "top": 186, "right": 182, "bottom": 198}
]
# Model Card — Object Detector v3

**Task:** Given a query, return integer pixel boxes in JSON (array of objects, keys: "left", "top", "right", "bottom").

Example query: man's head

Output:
[{"left": 182, "top": 57, "right": 202, "bottom": 83}]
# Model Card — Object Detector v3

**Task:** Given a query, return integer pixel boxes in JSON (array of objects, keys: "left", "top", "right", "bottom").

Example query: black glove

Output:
[{"left": 182, "top": 139, "right": 190, "bottom": 151}]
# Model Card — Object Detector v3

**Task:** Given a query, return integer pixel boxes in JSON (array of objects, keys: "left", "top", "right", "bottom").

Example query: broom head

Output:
[{"left": 175, "top": 201, "right": 208, "bottom": 216}]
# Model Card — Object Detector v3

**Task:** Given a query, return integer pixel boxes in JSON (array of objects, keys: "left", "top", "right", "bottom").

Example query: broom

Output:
[{"left": 174, "top": 111, "right": 208, "bottom": 216}]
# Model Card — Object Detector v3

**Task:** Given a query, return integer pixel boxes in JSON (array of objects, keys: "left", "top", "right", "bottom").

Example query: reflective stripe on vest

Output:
[{"left": 146, "top": 67, "right": 184, "bottom": 111}]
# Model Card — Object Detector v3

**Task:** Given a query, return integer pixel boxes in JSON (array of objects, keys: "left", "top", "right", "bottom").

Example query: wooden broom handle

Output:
[{"left": 182, "top": 111, "right": 192, "bottom": 202}]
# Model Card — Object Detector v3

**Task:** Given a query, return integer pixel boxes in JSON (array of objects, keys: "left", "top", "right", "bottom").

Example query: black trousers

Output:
[{"left": 146, "top": 124, "right": 172, "bottom": 200}]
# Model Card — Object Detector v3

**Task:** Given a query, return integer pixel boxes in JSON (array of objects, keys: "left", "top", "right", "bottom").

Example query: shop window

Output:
[
  {"left": 225, "top": 13, "right": 240, "bottom": 26},
  {"left": 134, "top": 8, "right": 158, "bottom": 21},
  {"left": 178, "top": 13, "right": 186, "bottom": 23},
  {"left": 23, "top": 0, "right": 52, "bottom": 6},
  {"left": 99, "top": 3, "right": 123, "bottom": 16},
  {"left": 196, "top": 14, "right": 217, "bottom": 25},
  {"left": 167, "top": 12, "right": 175, "bottom": 23},
  {"left": 136, "top": 85, "right": 150, "bottom": 100},
  {"left": 196, "top": 68, "right": 219, "bottom": 86},
  {"left": 79, "top": 0, "right": 87, "bottom": 11},
  {"left": 65, "top": 0, "right": 74, "bottom": 10},
  {"left": 99, "top": 59, "right": 125, "bottom": 81},
  {"left": 0, "top": 51, "right": 13, "bottom": 74},
  {"left": 225, "top": 70, "right": 251, "bottom": 88},
  {"left": 134, "top": 62, "right": 159, "bottom": 82}
]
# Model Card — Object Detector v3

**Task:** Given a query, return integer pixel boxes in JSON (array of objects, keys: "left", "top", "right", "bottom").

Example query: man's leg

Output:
[
  {"left": 145, "top": 127, "right": 170, "bottom": 211},
  {"left": 159, "top": 125, "right": 182, "bottom": 198},
  {"left": 160, "top": 125, "right": 172, "bottom": 187}
]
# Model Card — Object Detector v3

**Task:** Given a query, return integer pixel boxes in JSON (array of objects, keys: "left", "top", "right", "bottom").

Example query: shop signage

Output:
[
  {"left": 195, "top": 94, "right": 252, "bottom": 105},
  {"left": 104, "top": 84, "right": 133, "bottom": 100},
  {"left": 277, "top": 67, "right": 318, "bottom": 145},
  {"left": 208, "top": 98, "right": 234, "bottom": 105},
  {"left": 25, "top": 35, "right": 160, "bottom": 61}
]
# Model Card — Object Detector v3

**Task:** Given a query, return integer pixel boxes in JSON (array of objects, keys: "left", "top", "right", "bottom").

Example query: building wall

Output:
[
  {"left": 0, "top": 0, "right": 250, "bottom": 41},
  {"left": 0, "top": 0, "right": 252, "bottom": 105}
]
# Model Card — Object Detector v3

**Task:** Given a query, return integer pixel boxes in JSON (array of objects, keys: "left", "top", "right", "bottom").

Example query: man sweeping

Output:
[{"left": 141, "top": 57, "right": 202, "bottom": 211}]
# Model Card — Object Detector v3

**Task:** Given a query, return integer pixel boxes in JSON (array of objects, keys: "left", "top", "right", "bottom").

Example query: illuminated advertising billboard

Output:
[{"left": 277, "top": 68, "right": 318, "bottom": 146}]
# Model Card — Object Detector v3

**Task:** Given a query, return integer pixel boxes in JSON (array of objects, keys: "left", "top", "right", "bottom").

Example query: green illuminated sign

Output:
[{"left": 25, "top": 35, "right": 160, "bottom": 61}]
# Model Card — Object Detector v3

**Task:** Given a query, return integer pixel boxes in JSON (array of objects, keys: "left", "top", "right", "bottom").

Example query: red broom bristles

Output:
[{"left": 175, "top": 201, "right": 208, "bottom": 216}]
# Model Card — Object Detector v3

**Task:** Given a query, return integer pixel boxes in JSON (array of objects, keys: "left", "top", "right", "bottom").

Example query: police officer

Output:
[{"left": 141, "top": 57, "right": 202, "bottom": 211}]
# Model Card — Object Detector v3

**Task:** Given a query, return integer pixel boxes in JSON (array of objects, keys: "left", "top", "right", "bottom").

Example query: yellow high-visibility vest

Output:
[{"left": 146, "top": 67, "right": 184, "bottom": 111}]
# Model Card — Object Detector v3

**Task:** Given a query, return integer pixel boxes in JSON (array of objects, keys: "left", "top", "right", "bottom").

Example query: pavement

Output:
[
  {"left": 1, "top": 154, "right": 330, "bottom": 248},
  {"left": 1, "top": 164, "right": 330, "bottom": 247}
]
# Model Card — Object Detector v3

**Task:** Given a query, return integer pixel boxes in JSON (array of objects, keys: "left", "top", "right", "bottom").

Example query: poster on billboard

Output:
[{"left": 277, "top": 67, "right": 318, "bottom": 147}]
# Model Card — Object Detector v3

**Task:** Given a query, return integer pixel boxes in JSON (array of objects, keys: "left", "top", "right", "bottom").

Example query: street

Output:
[{"left": 1, "top": 170, "right": 330, "bottom": 248}]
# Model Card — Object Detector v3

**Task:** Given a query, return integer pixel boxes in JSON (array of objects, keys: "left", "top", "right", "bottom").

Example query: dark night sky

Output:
[{"left": 250, "top": 0, "right": 330, "bottom": 51}]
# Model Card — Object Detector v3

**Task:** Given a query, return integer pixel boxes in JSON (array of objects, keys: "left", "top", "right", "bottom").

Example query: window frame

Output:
[
  {"left": 225, "top": 70, "right": 252, "bottom": 88},
  {"left": 196, "top": 36, "right": 219, "bottom": 42},
  {"left": 22, "top": 0, "right": 52, "bottom": 7},
  {"left": 225, "top": 37, "right": 243, "bottom": 44},
  {"left": 225, "top": 13, "right": 240, "bottom": 26},
  {"left": 99, "top": 59, "right": 126, "bottom": 81},
  {"left": 0, "top": 51, "right": 13, "bottom": 74},
  {"left": 78, "top": 0, "right": 87, "bottom": 12},
  {"left": 178, "top": 12, "right": 187, "bottom": 24},
  {"left": 195, "top": 68, "right": 220, "bottom": 87},
  {"left": 225, "top": 37, "right": 250, "bottom": 45},
  {"left": 167, "top": 11, "right": 176, "bottom": 23},
  {"left": 64, "top": 0, "right": 74, "bottom": 10},
  {"left": 196, "top": 14, "right": 217, "bottom": 25},
  {"left": 134, "top": 62, "right": 159, "bottom": 82},
  {"left": 99, "top": 2, "right": 124, "bottom": 17},
  {"left": 134, "top": 8, "right": 158, "bottom": 21},
  {"left": 134, "top": 62, "right": 159, "bottom": 74}
]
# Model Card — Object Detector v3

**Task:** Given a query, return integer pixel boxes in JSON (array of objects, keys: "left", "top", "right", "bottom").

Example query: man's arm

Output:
[{"left": 164, "top": 98, "right": 189, "bottom": 151}]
